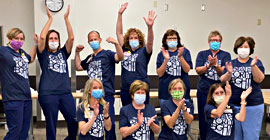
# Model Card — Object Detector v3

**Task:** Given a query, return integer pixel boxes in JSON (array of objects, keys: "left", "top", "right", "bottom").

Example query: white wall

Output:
[{"left": 1, "top": 0, "right": 270, "bottom": 75}]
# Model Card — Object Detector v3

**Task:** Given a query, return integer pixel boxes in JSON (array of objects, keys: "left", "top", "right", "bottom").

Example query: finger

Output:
[
  {"left": 152, "top": 115, "right": 157, "bottom": 119},
  {"left": 143, "top": 17, "right": 147, "bottom": 23}
]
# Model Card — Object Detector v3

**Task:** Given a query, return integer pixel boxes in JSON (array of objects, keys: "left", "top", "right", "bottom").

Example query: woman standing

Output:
[
  {"left": 0, "top": 28, "right": 37, "bottom": 140},
  {"left": 77, "top": 79, "right": 111, "bottom": 140},
  {"left": 37, "top": 6, "right": 77, "bottom": 140},
  {"left": 220, "top": 36, "right": 265, "bottom": 140}
]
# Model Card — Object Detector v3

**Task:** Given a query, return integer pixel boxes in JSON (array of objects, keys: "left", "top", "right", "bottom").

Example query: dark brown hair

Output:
[
  {"left": 233, "top": 36, "right": 255, "bottom": 55},
  {"left": 45, "top": 30, "right": 61, "bottom": 52},
  {"left": 206, "top": 83, "right": 225, "bottom": 106},
  {"left": 162, "top": 29, "right": 183, "bottom": 50}
]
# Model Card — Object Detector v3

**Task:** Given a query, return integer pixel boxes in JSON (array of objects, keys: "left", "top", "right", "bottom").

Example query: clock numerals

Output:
[{"left": 46, "top": 0, "right": 64, "bottom": 12}]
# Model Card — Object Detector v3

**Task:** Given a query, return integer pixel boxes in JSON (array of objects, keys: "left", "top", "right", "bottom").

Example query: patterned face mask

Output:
[{"left": 171, "top": 90, "right": 184, "bottom": 100}]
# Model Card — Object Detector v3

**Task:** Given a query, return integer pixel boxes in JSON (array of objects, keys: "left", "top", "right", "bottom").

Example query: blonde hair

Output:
[
  {"left": 168, "top": 78, "right": 186, "bottom": 94},
  {"left": 123, "top": 28, "right": 145, "bottom": 50},
  {"left": 129, "top": 80, "right": 149, "bottom": 99},
  {"left": 208, "top": 30, "right": 222, "bottom": 42},
  {"left": 79, "top": 79, "right": 106, "bottom": 118},
  {"left": 6, "top": 28, "right": 25, "bottom": 41}
]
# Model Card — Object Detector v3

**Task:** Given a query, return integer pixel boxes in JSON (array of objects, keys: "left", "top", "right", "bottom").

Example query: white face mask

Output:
[
  {"left": 49, "top": 41, "right": 59, "bottom": 50},
  {"left": 213, "top": 95, "right": 225, "bottom": 105},
  {"left": 237, "top": 48, "right": 250, "bottom": 59}
]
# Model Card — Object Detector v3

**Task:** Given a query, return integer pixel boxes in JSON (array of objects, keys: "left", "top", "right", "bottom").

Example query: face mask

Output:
[
  {"left": 210, "top": 42, "right": 220, "bottom": 51},
  {"left": 49, "top": 41, "right": 59, "bottom": 50},
  {"left": 129, "top": 40, "right": 139, "bottom": 49},
  {"left": 134, "top": 94, "right": 146, "bottom": 105},
  {"left": 10, "top": 40, "right": 23, "bottom": 51},
  {"left": 213, "top": 95, "right": 225, "bottom": 104},
  {"left": 171, "top": 90, "right": 184, "bottom": 100},
  {"left": 91, "top": 89, "right": 103, "bottom": 99},
  {"left": 89, "top": 41, "right": 100, "bottom": 50},
  {"left": 237, "top": 48, "right": 250, "bottom": 59},
  {"left": 167, "top": 41, "right": 178, "bottom": 49}
]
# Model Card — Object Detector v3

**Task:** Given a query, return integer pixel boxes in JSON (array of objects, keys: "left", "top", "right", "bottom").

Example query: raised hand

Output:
[
  {"left": 103, "top": 102, "right": 110, "bottom": 116},
  {"left": 147, "top": 115, "right": 157, "bottom": 126},
  {"left": 93, "top": 101, "right": 99, "bottom": 117},
  {"left": 46, "top": 7, "right": 52, "bottom": 19},
  {"left": 33, "top": 33, "right": 38, "bottom": 45},
  {"left": 143, "top": 10, "right": 157, "bottom": 27},
  {"left": 225, "top": 81, "right": 232, "bottom": 97},
  {"left": 64, "top": 5, "right": 70, "bottom": 20},
  {"left": 225, "top": 62, "right": 233, "bottom": 74},
  {"left": 137, "top": 110, "right": 144, "bottom": 126},
  {"left": 106, "top": 37, "right": 118, "bottom": 45},
  {"left": 178, "top": 47, "right": 184, "bottom": 57},
  {"left": 76, "top": 45, "right": 84, "bottom": 53},
  {"left": 118, "top": 2, "right": 128, "bottom": 14},
  {"left": 251, "top": 56, "right": 258, "bottom": 67},
  {"left": 161, "top": 47, "right": 170, "bottom": 60},
  {"left": 241, "top": 87, "right": 252, "bottom": 100}
]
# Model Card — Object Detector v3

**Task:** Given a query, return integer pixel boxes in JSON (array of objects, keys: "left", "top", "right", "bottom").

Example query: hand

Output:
[
  {"left": 137, "top": 110, "right": 144, "bottom": 126},
  {"left": 225, "top": 62, "right": 233, "bottom": 74},
  {"left": 241, "top": 87, "right": 252, "bottom": 100},
  {"left": 161, "top": 47, "right": 169, "bottom": 60},
  {"left": 103, "top": 102, "right": 109, "bottom": 116},
  {"left": 93, "top": 101, "right": 99, "bottom": 117},
  {"left": 33, "top": 33, "right": 38, "bottom": 45},
  {"left": 46, "top": 7, "right": 52, "bottom": 19},
  {"left": 208, "top": 55, "right": 217, "bottom": 66},
  {"left": 118, "top": 2, "right": 128, "bottom": 14},
  {"left": 106, "top": 37, "right": 118, "bottom": 45},
  {"left": 225, "top": 81, "right": 232, "bottom": 97},
  {"left": 177, "top": 47, "right": 184, "bottom": 58},
  {"left": 176, "top": 98, "right": 185, "bottom": 110},
  {"left": 251, "top": 56, "right": 258, "bottom": 67},
  {"left": 147, "top": 115, "right": 157, "bottom": 126},
  {"left": 76, "top": 45, "right": 84, "bottom": 53},
  {"left": 64, "top": 5, "right": 70, "bottom": 20},
  {"left": 143, "top": 10, "right": 157, "bottom": 27}
]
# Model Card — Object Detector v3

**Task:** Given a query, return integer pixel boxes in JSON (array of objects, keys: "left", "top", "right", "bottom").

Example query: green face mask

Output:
[{"left": 171, "top": 90, "right": 184, "bottom": 100}]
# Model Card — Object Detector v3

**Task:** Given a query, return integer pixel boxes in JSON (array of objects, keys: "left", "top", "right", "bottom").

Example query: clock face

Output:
[{"left": 45, "top": 0, "right": 64, "bottom": 12}]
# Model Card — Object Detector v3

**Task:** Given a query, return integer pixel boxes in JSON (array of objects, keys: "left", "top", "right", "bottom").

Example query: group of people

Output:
[{"left": 0, "top": 2, "right": 265, "bottom": 140}]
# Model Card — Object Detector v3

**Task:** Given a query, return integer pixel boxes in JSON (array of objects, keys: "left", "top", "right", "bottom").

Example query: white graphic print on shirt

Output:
[
  {"left": 166, "top": 55, "right": 181, "bottom": 76},
  {"left": 232, "top": 66, "right": 251, "bottom": 89},
  {"left": 48, "top": 53, "right": 66, "bottom": 73},
  {"left": 130, "top": 117, "right": 151, "bottom": 140},
  {"left": 87, "top": 60, "right": 102, "bottom": 80},
  {"left": 13, "top": 56, "right": 29, "bottom": 79},
  {"left": 88, "top": 114, "right": 104, "bottom": 137},
  {"left": 211, "top": 113, "right": 233, "bottom": 136},
  {"left": 205, "top": 60, "right": 221, "bottom": 81},
  {"left": 172, "top": 114, "right": 187, "bottom": 135},
  {"left": 122, "top": 53, "right": 138, "bottom": 72}
]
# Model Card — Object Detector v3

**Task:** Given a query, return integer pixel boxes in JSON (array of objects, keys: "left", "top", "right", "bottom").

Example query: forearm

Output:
[
  {"left": 195, "top": 65, "right": 209, "bottom": 75},
  {"left": 179, "top": 56, "right": 190, "bottom": 73},
  {"left": 75, "top": 52, "right": 83, "bottom": 71},
  {"left": 64, "top": 17, "right": 74, "bottom": 53},
  {"left": 79, "top": 116, "right": 97, "bottom": 135},
  {"left": 149, "top": 123, "right": 160, "bottom": 134},
  {"left": 165, "top": 108, "right": 180, "bottom": 128},
  {"left": 29, "top": 45, "right": 37, "bottom": 63},
  {"left": 214, "top": 96, "right": 230, "bottom": 117},
  {"left": 146, "top": 26, "right": 153, "bottom": 54},
  {"left": 215, "top": 65, "right": 224, "bottom": 76},
  {"left": 182, "top": 112, "right": 193, "bottom": 124},
  {"left": 116, "top": 14, "right": 124, "bottom": 46},
  {"left": 104, "top": 118, "right": 112, "bottom": 131},
  {"left": 220, "top": 72, "right": 232, "bottom": 83},
  {"left": 115, "top": 43, "right": 124, "bottom": 61},
  {"left": 120, "top": 123, "right": 140, "bottom": 138},
  {"left": 39, "top": 18, "right": 52, "bottom": 53},
  {"left": 237, "top": 100, "right": 246, "bottom": 122},
  {"left": 252, "top": 65, "right": 265, "bottom": 83},
  {"left": 157, "top": 59, "right": 168, "bottom": 77}
]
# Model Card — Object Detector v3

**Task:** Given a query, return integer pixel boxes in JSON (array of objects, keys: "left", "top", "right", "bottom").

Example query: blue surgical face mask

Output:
[
  {"left": 91, "top": 89, "right": 103, "bottom": 99},
  {"left": 210, "top": 41, "right": 221, "bottom": 51},
  {"left": 89, "top": 41, "right": 100, "bottom": 50},
  {"left": 129, "top": 40, "right": 139, "bottom": 49},
  {"left": 133, "top": 94, "right": 146, "bottom": 105},
  {"left": 167, "top": 41, "right": 178, "bottom": 49}
]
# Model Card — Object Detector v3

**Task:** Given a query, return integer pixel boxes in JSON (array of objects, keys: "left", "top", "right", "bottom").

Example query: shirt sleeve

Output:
[
  {"left": 22, "top": 50, "right": 31, "bottom": 63},
  {"left": 195, "top": 51, "right": 205, "bottom": 67},
  {"left": 256, "top": 59, "right": 265, "bottom": 74},
  {"left": 106, "top": 50, "right": 116, "bottom": 64},
  {"left": 76, "top": 105, "right": 86, "bottom": 122},
  {"left": 160, "top": 102, "right": 171, "bottom": 117},
  {"left": 81, "top": 55, "right": 91, "bottom": 70},
  {"left": 185, "top": 101, "right": 194, "bottom": 115},
  {"left": 119, "top": 107, "right": 129, "bottom": 128},
  {"left": 204, "top": 104, "right": 216, "bottom": 118},
  {"left": 156, "top": 52, "right": 163, "bottom": 69},
  {"left": 183, "top": 48, "right": 193, "bottom": 69},
  {"left": 61, "top": 45, "right": 71, "bottom": 59},
  {"left": 221, "top": 52, "right": 231, "bottom": 67}
]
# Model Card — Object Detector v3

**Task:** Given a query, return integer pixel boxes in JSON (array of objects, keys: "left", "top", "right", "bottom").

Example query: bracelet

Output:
[
  {"left": 240, "top": 102, "right": 247, "bottom": 105},
  {"left": 104, "top": 115, "right": 110, "bottom": 120}
]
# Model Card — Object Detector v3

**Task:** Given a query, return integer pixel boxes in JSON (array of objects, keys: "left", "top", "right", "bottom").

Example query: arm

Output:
[
  {"left": 29, "top": 34, "right": 38, "bottom": 63},
  {"left": 156, "top": 48, "right": 169, "bottom": 77},
  {"left": 38, "top": 7, "right": 52, "bottom": 53},
  {"left": 103, "top": 103, "right": 112, "bottom": 131},
  {"left": 181, "top": 103, "right": 194, "bottom": 124},
  {"left": 74, "top": 45, "right": 84, "bottom": 71},
  {"left": 235, "top": 87, "right": 252, "bottom": 122},
  {"left": 147, "top": 115, "right": 160, "bottom": 134},
  {"left": 195, "top": 65, "right": 210, "bottom": 75},
  {"left": 214, "top": 65, "right": 224, "bottom": 76},
  {"left": 178, "top": 47, "right": 190, "bottom": 73},
  {"left": 220, "top": 62, "right": 233, "bottom": 83},
  {"left": 144, "top": 10, "right": 157, "bottom": 54},
  {"left": 106, "top": 37, "right": 124, "bottom": 62},
  {"left": 120, "top": 110, "right": 143, "bottom": 138},
  {"left": 116, "top": 2, "right": 128, "bottom": 46},
  {"left": 251, "top": 56, "right": 265, "bottom": 83},
  {"left": 163, "top": 99, "right": 185, "bottom": 128},
  {"left": 64, "top": 5, "right": 74, "bottom": 54}
]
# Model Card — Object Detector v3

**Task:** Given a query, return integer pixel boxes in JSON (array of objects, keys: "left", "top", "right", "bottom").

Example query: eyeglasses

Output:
[
  {"left": 210, "top": 39, "right": 221, "bottom": 42},
  {"left": 167, "top": 37, "right": 177, "bottom": 40}
]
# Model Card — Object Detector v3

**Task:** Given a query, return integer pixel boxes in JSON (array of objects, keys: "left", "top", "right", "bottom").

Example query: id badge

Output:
[{"left": 224, "top": 109, "right": 233, "bottom": 114}]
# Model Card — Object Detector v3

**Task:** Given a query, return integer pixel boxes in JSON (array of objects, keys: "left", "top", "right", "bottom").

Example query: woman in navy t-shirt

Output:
[
  {"left": 0, "top": 28, "right": 37, "bottom": 140},
  {"left": 220, "top": 36, "right": 265, "bottom": 140},
  {"left": 205, "top": 82, "right": 251, "bottom": 140},
  {"left": 156, "top": 29, "right": 193, "bottom": 105},
  {"left": 37, "top": 6, "right": 77, "bottom": 140},
  {"left": 119, "top": 80, "right": 160, "bottom": 140},
  {"left": 116, "top": 2, "right": 157, "bottom": 106},
  {"left": 158, "top": 78, "right": 194, "bottom": 140},
  {"left": 77, "top": 79, "right": 112, "bottom": 140}
]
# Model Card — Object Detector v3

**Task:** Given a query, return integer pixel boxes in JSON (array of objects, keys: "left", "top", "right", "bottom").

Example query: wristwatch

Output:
[{"left": 104, "top": 115, "right": 110, "bottom": 120}]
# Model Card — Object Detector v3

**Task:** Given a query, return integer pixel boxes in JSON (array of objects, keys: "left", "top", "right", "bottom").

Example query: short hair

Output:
[
  {"left": 233, "top": 36, "right": 255, "bottom": 55},
  {"left": 87, "top": 30, "right": 101, "bottom": 41},
  {"left": 208, "top": 30, "right": 223, "bottom": 42},
  {"left": 6, "top": 28, "right": 25, "bottom": 41},
  {"left": 129, "top": 80, "right": 149, "bottom": 99},
  {"left": 162, "top": 29, "right": 183, "bottom": 50},
  {"left": 168, "top": 78, "right": 186, "bottom": 94},
  {"left": 123, "top": 28, "right": 145, "bottom": 50},
  {"left": 206, "top": 83, "right": 225, "bottom": 106},
  {"left": 45, "top": 30, "right": 61, "bottom": 51}
]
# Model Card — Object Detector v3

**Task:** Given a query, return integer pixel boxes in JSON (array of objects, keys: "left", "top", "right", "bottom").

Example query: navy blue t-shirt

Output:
[
  {"left": 156, "top": 48, "right": 193, "bottom": 100},
  {"left": 81, "top": 50, "right": 116, "bottom": 96},
  {"left": 76, "top": 103, "right": 105, "bottom": 140},
  {"left": 196, "top": 49, "right": 231, "bottom": 95},
  {"left": 37, "top": 46, "right": 71, "bottom": 95},
  {"left": 119, "top": 103, "right": 159, "bottom": 140},
  {"left": 205, "top": 104, "right": 239, "bottom": 140},
  {"left": 121, "top": 47, "right": 152, "bottom": 90},
  {"left": 0, "top": 46, "right": 31, "bottom": 102},
  {"left": 158, "top": 98, "right": 194, "bottom": 140},
  {"left": 223, "top": 58, "right": 264, "bottom": 106}
]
